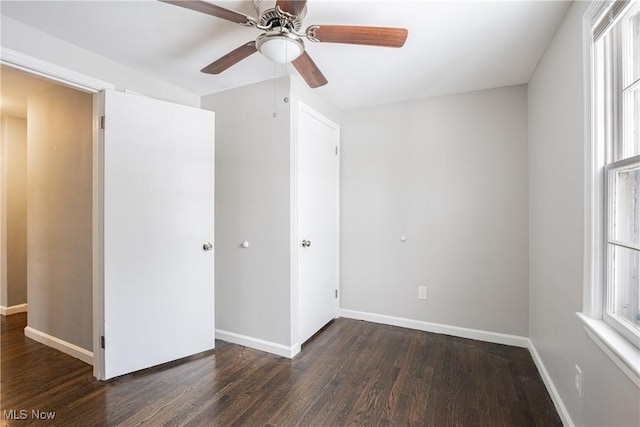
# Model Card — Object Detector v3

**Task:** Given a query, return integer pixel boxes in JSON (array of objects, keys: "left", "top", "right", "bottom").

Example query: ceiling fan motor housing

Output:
[{"left": 258, "top": 7, "right": 305, "bottom": 31}]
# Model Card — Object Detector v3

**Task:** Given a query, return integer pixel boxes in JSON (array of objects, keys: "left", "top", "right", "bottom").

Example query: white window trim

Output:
[
  {"left": 580, "top": 1, "right": 640, "bottom": 388},
  {"left": 577, "top": 313, "right": 640, "bottom": 387}
]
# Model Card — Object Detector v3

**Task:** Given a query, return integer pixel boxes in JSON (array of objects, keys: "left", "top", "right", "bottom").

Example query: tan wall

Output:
[
  {"left": 1, "top": 115, "right": 28, "bottom": 308},
  {"left": 1, "top": 119, "right": 3, "bottom": 307},
  {"left": 27, "top": 85, "right": 93, "bottom": 351},
  {"left": 1, "top": 117, "right": 6, "bottom": 308}
]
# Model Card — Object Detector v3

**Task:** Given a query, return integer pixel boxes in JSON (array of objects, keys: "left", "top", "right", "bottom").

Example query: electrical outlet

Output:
[
  {"left": 574, "top": 364, "right": 583, "bottom": 398},
  {"left": 418, "top": 286, "right": 427, "bottom": 300}
]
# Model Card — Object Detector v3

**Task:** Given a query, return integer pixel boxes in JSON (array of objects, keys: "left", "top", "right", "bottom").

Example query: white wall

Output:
[
  {"left": 202, "top": 77, "right": 293, "bottom": 347},
  {"left": 0, "top": 116, "right": 28, "bottom": 308},
  {"left": 1, "top": 16, "right": 199, "bottom": 107},
  {"left": 27, "top": 85, "right": 93, "bottom": 351},
  {"left": 341, "top": 85, "right": 529, "bottom": 337},
  {"left": 528, "top": 2, "right": 640, "bottom": 426}
]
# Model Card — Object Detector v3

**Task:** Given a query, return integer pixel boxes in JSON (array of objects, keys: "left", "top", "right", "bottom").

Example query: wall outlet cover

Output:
[{"left": 574, "top": 364, "right": 583, "bottom": 398}]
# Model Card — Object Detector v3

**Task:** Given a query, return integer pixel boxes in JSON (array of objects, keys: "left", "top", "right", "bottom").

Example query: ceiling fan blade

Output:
[
  {"left": 276, "top": 0, "right": 307, "bottom": 16},
  {"left": 308, "top": 25, "right": 408, "bottom": 48},
  {"left": 292, "top": 51, "right": 328, "bottom": 88},
  {"left": 201, "top": 42, "right": 257, "bottom": 74},
  {"left": 159, "top": 0, "right": 255, "bottom": 25}
]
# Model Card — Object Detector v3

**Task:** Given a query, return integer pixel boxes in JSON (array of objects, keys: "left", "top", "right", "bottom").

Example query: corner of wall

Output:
[{"left": 202, "top": 76, "right": 294, "bottom": 351}]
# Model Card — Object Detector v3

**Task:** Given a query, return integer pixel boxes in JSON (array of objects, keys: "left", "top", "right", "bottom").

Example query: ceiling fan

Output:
[{"left": 160, "top": 0, "right": 408, "bottom": 88}]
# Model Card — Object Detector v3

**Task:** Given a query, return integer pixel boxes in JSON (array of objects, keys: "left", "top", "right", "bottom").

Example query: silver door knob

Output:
[
  {"left": 203, "top": 242, "right": 213, "bottom": 251},
  {"left": 301, "top": 240, "right": 311, "bottom": 248}
]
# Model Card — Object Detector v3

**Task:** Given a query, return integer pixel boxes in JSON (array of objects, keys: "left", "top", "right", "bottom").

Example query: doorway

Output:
[
  {"left": 2, "top": 51, "right": 218, "bottom": 381},
  {"left": 0, "top": 65, "right": 94, "bottom": 361}
]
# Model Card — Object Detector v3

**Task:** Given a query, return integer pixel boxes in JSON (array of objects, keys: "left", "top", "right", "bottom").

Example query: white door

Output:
[
  {"left": 298, "top": 102, "right": 340, "bottom": 344},
  {"left": 100, "top": 90, "right": 215, "bottom": 379}
]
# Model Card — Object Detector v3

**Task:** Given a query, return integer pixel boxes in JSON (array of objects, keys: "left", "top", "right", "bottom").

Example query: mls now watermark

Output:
[{"left": 3, "top": 409, "right": 56, "bottom": 420}]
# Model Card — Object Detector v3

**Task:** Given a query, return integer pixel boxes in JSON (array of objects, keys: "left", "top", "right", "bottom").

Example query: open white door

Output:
[
  {"left": 99, "top": 90, "right": 214, "bottom": 380},
  {"left": 298, "top": 102, "right": 340, "bottom": 344}
]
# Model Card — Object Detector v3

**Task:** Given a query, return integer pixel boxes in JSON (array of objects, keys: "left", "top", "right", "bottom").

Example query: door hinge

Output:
[
  {"left": 335, "top": 146, "right": 338, "bottom": 156},
  {"left": 100, "top": 336, "right": 105, "bottom": 349},
  {"left": 335, "top": 289, "right": 338, "bottom": 299},
  {"left": 100, "top": 116, "right": 105, "bottom": 130}
]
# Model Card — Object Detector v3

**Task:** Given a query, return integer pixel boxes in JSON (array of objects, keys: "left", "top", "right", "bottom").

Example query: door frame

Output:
[
  {"left": 292, "top": 101, "right": 340, "bottom": 348},
  {"left": 1, "top": 48, "right": 114, "bottom": 379}
]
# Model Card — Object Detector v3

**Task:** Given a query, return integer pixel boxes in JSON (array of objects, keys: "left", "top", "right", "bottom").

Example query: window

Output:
[
  {"left": 605, "top": 157, "right": 639, "bottom": 344},
  {"left": 590, "top": 0, "right": 640, "bottom": 351}
]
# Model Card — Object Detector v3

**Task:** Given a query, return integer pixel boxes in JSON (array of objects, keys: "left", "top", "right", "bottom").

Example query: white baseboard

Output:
[
  {"left": 0, "top": 303, "right": 28, "bottom": 315},
  {"left": 24, "top": 326, "right": 93, "bottom": 365},
  {"left": 215, "top": 329, "right": 301, "bottom": 359},
  {"left": 339, "top": 308, "right": 530, "bottom": 348},
  {"left": 339, "top": 308, "right": 570, "bottom": 425},
  {"left": 528, "top": 340, "right": 574, "bottom": 427}
]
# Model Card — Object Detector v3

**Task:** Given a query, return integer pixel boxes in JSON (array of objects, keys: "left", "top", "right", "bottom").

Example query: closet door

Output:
[
  {"left": 99, "top": 90, "right": 215, "bottom": 380},
  {"left": 297, "top": 102, "right": 340, "bottom": 344}
]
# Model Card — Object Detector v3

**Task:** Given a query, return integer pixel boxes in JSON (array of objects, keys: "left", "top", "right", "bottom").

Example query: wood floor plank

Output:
[{"left": 1, "top": 313, "right": 562, "bottom": 426}]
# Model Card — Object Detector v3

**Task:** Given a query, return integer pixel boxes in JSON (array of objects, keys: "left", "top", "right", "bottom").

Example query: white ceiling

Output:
[{"left": 0, "top": 0, "right": 571, "bottom": 110}]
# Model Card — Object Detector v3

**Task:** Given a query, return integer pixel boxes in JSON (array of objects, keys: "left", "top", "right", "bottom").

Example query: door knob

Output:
[
  {"left": 203, "top": 242, "right": 213, "bottom": 251},
  {"left": 301, "top": 240, "right": 311, "bottom": 248}
]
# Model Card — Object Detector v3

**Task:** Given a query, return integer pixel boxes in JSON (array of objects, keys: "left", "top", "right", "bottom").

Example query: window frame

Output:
[
  {"left": 600, "top": 2, "right": 640, "bottom": 345},
  {"left": 580, "top": 0, "right": 640, "bottom": 387}
]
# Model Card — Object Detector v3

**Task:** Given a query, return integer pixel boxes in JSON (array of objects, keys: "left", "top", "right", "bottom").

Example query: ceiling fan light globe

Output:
[{"left": 257, "top": 34, "right": 304, "bottom": 63}]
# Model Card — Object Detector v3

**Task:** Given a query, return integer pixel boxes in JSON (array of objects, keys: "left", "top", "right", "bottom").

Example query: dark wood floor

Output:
[{"left": 1, "top": 313, "right": 561, "bottom": 426}]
